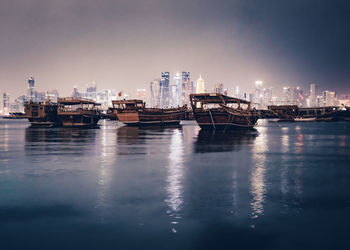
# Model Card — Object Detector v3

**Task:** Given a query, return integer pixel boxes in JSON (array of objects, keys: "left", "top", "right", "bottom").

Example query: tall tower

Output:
[
  {"left": 182, "top": 72, "right": 191, "bottom": 106},
  {"left": 254, "top": 81, "right": 263, "bottom": 108},
  {"left": 309, "top": 83, "right": 318, "bottom": 107},
  {"left": 160, "top": 72, "right": 170, "bottom": 108},
  {"left": 27, "top": 77, "right": 35, "bottom": 101},
  {"left": 170, "top": 72, "right": 181, "bottom": 107},
  {"left": 3, "top": 93, "right": 10, "bottom": 114},
  {"left": 150, "top": 79, "right": 161, "bottom": 107},
  {"left": 196, "top": 75, "right": 205, "bottom": 93}
]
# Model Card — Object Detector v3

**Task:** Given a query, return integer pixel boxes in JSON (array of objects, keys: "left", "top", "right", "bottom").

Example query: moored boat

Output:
[
  {"left": 112, "top": 99, "right": 186, "bottom": 126},
  {"left": 57, "top": 98, "right": 101, "bottom": 127},
  {"left": 25, "top": 101, "right": 60, "bottom": 127},
  {"left": 3, "top": 112, "right": 27, "bottom": 119},
  {"left": 267, "top": 105, "right": 349, "bottom": 122},
  {"left": 190, "top": 93, "right": 259, "bottom": 130}
]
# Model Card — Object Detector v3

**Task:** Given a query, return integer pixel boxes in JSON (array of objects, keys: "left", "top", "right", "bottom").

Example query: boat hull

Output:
[
  {"left": 58, "top": 113, "right": 100, "bottom": 127},
  {"left": 25, "top": 102, "right": 61, "bottom": 127},
  {"left": 193, "top": 110, "right": 258, "bottom": 130},
  {"left": 117, "top": 109, "right": 184, "bottom": 127}
]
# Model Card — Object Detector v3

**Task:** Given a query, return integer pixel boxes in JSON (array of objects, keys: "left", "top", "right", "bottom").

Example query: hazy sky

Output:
[{"left": 1, "top": 0, "right": 350, "bottom": 98}]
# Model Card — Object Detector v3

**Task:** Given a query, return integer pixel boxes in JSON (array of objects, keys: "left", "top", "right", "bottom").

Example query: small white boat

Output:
[{"left": 294, "top": 117, "right": 316, "bottom": 122}]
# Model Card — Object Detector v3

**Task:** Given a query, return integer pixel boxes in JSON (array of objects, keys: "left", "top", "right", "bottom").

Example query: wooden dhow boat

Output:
[
  {"left": 267, "top": 105, "right": 349, "bottom": 122},
  {"left": 112, "top": 99, "right": 186, "bottom": 126},
  {"left": 57, "top": 98, "right": 101, "bottom": 127},
  {"left": 190, "top": 93, "right": 259, "bottom": 130},
  {"left": 25, "top": 101, "right": 61, "bottom": 127}
]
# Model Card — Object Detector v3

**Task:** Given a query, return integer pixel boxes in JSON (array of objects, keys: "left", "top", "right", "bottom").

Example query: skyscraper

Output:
[
  {"left": 182, "top": 72, "right": 191, "bottom": 106},
  {"left": 254, "top": 81, "right": 263, "bottom": 108},
  {"left": 150, "top": 79, "right": 161, "bottom": 108},
  {"left": 323, "top": 90, "right": 336, "bottom": 106},
  {"left": 213, "top": 82, "right": 224, "bottom": 94},
  {"left": 263, "top": 88, "right": 273, "bottom": 108},
  {"left": 72, "top": 85, "right": 80, "bottom": 98},
  {"left": 160, "top": 72, "right": 170, "bottom": 108},
  {"left": 170, "top": 72, "right": 181, "bottom": 107},
  {"left": 27, "top": 77, "right": 35, "bottom": 101},
  {"left": 196, "top": 75, "right": 205, "bottom": 93},
  {"left": 3, "top": 92, "right": 10, "bottom": 114},
  {"left": 309, "top": 83, "right": 318, "bottom": 107},
  {"left": 292, "top": 86, "right": 305, "bottom": 107},
  {"left": 283, "top": 87, "right": 291, "bottom": 103}
]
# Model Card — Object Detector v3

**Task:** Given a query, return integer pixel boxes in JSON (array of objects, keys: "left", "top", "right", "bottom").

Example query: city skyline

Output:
[
  {"left": 1, "top": 72, "right": 347, "bottom": 115},
  {"left": 1, "top": 0, "right": 350, "bottom": 99}
]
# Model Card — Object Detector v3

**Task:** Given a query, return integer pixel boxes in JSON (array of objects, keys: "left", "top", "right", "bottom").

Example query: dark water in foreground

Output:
[{"left": 1, "top": 119, "right": 350, "bottom": 250}]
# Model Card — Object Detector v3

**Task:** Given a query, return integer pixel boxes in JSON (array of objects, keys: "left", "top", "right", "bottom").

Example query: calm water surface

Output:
[{"left": 1, "top": 119, "right": 350, "bottom": 249}]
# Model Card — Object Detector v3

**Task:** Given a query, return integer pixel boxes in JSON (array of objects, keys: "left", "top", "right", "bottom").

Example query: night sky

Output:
[{"left": 1, "top": 0, "right": 349, "bottom": 98}]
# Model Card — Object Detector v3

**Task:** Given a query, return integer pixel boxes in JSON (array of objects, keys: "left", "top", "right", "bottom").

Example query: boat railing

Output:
[{"left": 58, "top": 107, "right": 99, "bottom": 113}]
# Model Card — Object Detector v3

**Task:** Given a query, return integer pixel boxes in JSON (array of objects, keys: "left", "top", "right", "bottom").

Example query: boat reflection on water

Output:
[
  {"left": 116, "top": 125, "right": 182, "bottom": 156},
  {"left": 194, "top": 128, "right": 258, "bottom": 153},
  {"left": 25, "top": 127, "right": 97, "bottom": 157}
]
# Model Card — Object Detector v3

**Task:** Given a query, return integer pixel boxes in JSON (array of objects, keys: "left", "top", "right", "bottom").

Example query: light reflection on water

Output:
[
  {"left": 250, "top": 126, "right": 267, "bottom": 219},
  {"left": 0, "top": 123, "right": 9, "bottom": 166},
  {"left": 1, "top": 120, "right": 350, "bottom": 249},
  {"left": 95, "top": 120, "right": 116, "bottom": 222},
  {"left": 165, "top": 129, "right": 184, "bottom": 233}
]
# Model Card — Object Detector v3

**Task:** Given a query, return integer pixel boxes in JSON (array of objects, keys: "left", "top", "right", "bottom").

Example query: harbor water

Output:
[{"left": 1, "top": 119, "right": 350, "bottom": 249}]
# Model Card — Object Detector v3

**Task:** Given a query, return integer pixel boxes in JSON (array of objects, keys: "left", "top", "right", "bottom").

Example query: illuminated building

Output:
[
  {"left": 170, "top": 72, "right": 181, "bottom": 107},
  {"left": 27, "top": 77, "right": 35, "bottom": 101},
  {"left": 2, "top": 93, "right": 10, "bottom": 114},
  {"left": 254, "top": 81, "right": 263, "bottom": 108},
  {"left": 150, "top": 79, "right": 161, "bottom": 107},
  {"left": 323, "top": 90, "right": 336, "bottom": 106},
  {"left": 160, "top": 72, "right": 170, "bottom": 108},
  {"left": 262, "top": 88, "right": 273, "bottom": 108},
  {"left": 182, "top": 72, "right": 191, "bottom": 106},
  {"left": 196, "top": 75, "right": 205, "bottom": 93},
  {"left": 283, "top": 87, "right": 291, "bottom": 103},
  {"left": 309, "top": 83, "right": 318, "bottom": 107},
  {"left": 213, "top": 82, "right": 224, "bottom": 94}
]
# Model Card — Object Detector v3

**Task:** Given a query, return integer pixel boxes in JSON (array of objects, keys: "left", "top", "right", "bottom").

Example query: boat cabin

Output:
[
  {"left": 268, "top": 105, "right": 299, "bottom": 119},
  {"left": 58, "top": 98, "right": 99, "bottom": 112},
  {"left": 112, "top": 99, "right": 145, "bottom": 110},
  {"left": 190, "top": 93, "right": 251, "bottom": 111}
]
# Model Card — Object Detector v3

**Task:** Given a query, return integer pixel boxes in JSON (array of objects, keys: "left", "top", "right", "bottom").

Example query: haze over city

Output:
[{"left": 1, "top": 0, "right": 350, "bottom": 98}]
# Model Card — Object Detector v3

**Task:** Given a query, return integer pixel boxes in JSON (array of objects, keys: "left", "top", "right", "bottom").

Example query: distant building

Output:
[
  {"left": 150, "top": 79, "right": 161, "bottom": 107},
  {"left": 160, "top": 72, "right": 170, "bottom": 108},
  {"left": 323, "top": 90, "right": 336, "bottom": 106},
  {"left": 182, "top": 72, "right": 192, "bottom": 106},
  {"left": 309, "top": 83, "right": 318, "bottom": 107},
  {"left": 196, "top": 75, "right": 205, "bottom": 93},
  {"left": 292, "top": 86, "right": 305, "bottom": 107},
  {"left": 86, "top": 82, "right": 97, "bottom": 93},
  {"left": 45, "top": 89, "right": 59, "bottom": 103},
  {"left": 213, "top": 82, "right": 224, "bottom": 94},
  {"left": 254, "top": 81, "right": 263, "bottom": 108},
  {"left": 27, "top": 77, "right": 35, "bottom": 101},
  {"left": 136, "top": 89, "right": 146, "bottom": 102},
  {"left": 170, "top": 72, "right": 181, "bottom": 107},
  {"left": 3, "top": 93, "right": 10, "bottom": 114},
  {"left": 337, "top": 94, "right": 350, "bottom": 107},
  {"left": 235, "top": 86, "right": 240, "bottom": 99},
  {"left": 74, "top": 84, "right": 121, "bottom": 108},
  {"left": 283, "top": 87, "right": 291, "bottom": 103},
  {"left": 262, "top": 88, "right": 273, "bottom": 108},
  {"left": 316, "top": 95, "right": 322, "bottom": 107},
  {"left": 73, "top": 85, "right": 80, "bottom": 98}
]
